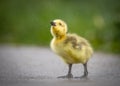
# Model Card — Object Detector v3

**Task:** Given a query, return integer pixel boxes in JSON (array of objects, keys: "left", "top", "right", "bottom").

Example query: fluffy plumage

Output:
[{"left": 50, "top": 19, "right": 93, "bottom": 78}]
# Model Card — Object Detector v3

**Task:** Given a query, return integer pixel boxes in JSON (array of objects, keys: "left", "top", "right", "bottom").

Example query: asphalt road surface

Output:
[{"left": 0, "top": 45, "right": 120, "bottom": 86}]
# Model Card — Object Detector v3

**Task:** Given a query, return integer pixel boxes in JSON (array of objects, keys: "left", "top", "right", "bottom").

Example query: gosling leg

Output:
[
  {"left": 58, "top": 64, "right": 73, "bottom": 78},
  {"left": 81, "top": 62, "right": 88, "bottom": 78}
]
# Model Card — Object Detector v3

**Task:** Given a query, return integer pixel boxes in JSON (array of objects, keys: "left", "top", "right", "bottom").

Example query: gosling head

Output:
[{"left": 50, "top": 19, "right": 68, "bottom": 38}]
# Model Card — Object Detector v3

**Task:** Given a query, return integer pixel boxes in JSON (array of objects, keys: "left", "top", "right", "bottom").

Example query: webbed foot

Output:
[{"left": 58, "top": 73, "right": 73, "bottom": 79}]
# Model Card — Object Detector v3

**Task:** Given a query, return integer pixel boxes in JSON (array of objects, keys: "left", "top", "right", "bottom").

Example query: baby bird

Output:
[{"left": 50, "top": 19, "right": 93, "bottom": 78}]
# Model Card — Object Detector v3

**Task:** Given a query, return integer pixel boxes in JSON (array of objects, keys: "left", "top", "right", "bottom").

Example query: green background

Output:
[{"left": 0, "top": 0, "right": 120, "bottom": 53}]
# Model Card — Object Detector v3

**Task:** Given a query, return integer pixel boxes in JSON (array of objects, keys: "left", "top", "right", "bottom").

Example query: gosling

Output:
[{"left": 50, "top": 19, "right": 93, "bottom": 78}]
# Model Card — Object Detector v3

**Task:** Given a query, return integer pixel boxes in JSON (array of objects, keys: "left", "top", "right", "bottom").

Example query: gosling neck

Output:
[{"left": 54, "top": 34, "right": 66, "bottom": 40}]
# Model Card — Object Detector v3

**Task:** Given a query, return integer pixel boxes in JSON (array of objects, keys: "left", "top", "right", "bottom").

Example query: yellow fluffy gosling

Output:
[{"left": 50, "top": 19, "right": 93, "bottom": 78}]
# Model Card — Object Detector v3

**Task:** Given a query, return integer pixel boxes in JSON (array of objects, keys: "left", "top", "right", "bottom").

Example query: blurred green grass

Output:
[{"left": 0, "top": 0, "right": 120, "bottom": 53}]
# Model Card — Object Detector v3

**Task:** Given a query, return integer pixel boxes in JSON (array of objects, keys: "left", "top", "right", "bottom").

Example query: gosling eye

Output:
[{"left": 59, "top": 22, "right": 62, "bottom": 26}]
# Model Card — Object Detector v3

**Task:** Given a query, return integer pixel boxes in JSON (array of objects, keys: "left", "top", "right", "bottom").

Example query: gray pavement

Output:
[{"left": 0, "top": 45, "right": 120, "bottom": 86}]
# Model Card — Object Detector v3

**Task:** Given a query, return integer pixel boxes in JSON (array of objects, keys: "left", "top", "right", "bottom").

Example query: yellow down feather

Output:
[{"left": 50, "top": 19, "right": 93, "bottom": 64}]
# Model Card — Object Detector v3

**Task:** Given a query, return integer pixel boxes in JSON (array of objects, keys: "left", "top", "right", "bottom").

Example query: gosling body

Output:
[{"left": 50, "top": 19, "right": 93, "bottom": 78}]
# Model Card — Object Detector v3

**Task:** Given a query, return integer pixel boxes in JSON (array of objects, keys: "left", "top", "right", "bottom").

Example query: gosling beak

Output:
[{"left": 50, "top": 21, "right": 56, "bottom": 26}]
